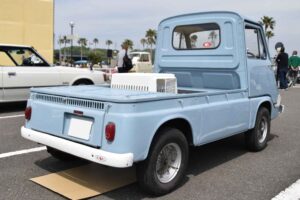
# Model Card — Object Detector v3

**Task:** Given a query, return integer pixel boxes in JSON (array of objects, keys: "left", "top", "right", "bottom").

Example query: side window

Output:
[
  {"left": 173, "top": 23, "right": 220, "bottom": 50},
  {"left": 6, "top": 48, "right": 47, "bottom": 66},
  {"left": 245, "top": 26, "right": 267, "bottom": 59},
  {"left": 0, "top": 51, "right": 16, "bottom": 66}
]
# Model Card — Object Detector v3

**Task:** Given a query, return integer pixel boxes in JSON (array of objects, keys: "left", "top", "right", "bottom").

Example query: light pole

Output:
[{"left": 69, "top": 21, "right": 75, "bottom": 66}]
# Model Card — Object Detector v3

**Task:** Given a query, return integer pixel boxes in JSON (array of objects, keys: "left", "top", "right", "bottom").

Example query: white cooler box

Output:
[{"left": 111, "top": 73, "right": 177, "bottom": 94}]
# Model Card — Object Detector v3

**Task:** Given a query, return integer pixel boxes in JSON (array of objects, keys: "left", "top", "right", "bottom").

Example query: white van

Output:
[{"left": 129, "top": 51, "right": 153, "bottom": 73}]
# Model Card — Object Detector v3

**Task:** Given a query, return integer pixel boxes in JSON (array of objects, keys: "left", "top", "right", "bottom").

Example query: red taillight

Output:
[
  {"left": 105, "top": 122, "right": 115, "bottom": 142},
  {"left": 25, "top": 107, "right": 32, "bottom": 120}
]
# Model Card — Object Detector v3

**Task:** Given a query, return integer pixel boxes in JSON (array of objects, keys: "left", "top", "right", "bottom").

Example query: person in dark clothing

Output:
[{"left": 276, "top": 47, "right": 289, "bottom": 89}]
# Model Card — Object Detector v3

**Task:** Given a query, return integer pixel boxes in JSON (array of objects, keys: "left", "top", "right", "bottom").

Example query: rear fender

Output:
[{"left": 143, "top": 114, "right": 193, "bottom": 160}]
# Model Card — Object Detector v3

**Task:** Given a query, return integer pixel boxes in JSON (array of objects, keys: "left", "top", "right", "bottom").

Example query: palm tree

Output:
[
  {"left": 260, "top": 16, "right": 276, "bottom": 32},
  {"left": 58, "top": 36, "right": 64, "bottom": 63},
  {"left": 208, "top": 31, "right": 218, "bottom": 47},
  {"left": 260, "top": 16, "right": 276, "bottom": 45},
  {"left": 145, "top": 29, "right": 157, "bottom": 58},
  {"left": 78, "top": 38, "right": 87, "bottom": 60},
  {"left": 265, "top": 31, "right": 274, "bottom": 43},
  {"left": 105, "top": 40, "right": 113, "bottom": 49},
  {"left": 93, "top": 38, "right": 99, "bottom": 50},
  {"left": 140, "top": 38, "right": 147, "bottom": 50},
  {"left": 122, "top": 39, "right": 134, "bottom": 50},
  {"left": 62, "top": 35, "right": 70, "bottom": 62}
]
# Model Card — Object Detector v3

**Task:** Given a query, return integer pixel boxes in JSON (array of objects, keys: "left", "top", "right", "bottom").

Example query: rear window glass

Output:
[{"left": 173, "top": 23, "right": 220, "bottom": 50}]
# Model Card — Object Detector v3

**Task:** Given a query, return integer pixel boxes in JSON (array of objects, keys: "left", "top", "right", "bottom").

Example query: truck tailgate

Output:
[{"left": 27, "top": 93, "right": 106, "bottom": 148}]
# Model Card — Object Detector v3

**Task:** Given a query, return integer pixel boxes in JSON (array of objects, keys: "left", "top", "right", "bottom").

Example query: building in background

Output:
[{"left": 0, "top": 0, "right": 54, "bottom": 63}]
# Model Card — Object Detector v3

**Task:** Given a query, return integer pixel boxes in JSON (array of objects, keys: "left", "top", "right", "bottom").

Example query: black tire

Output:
[
  {"left": 47, "top": 146, "right": 77, "bottom": 161},
  {"left": 136, "top": 127, "right": 189, "bottom": 195},
  {"left": 245, "top": 107, "right": 270, "bottom": 151}
]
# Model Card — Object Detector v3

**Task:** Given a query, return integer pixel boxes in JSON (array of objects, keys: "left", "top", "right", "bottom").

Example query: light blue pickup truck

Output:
[{"left": 22, "top": 11, "right": 283, "bottom": 195}]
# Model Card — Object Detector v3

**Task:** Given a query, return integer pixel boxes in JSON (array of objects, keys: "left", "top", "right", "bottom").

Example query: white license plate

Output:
[{"left": 67, "top": 116, "right": 93, "bottom": 140}]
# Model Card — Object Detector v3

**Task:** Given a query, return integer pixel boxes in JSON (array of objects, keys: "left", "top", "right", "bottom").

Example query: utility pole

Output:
[{"left": 69, "top": 21, "right": 75, "bottom": 66}]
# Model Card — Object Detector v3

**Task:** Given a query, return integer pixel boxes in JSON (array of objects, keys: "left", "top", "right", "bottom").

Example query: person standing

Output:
[
  {"left": 276, "top": 46, "right": 289, "bottom": 90},
  {"left": 288, "top": 50, "right": 300, "bottom": 86},
  {"left": 114, "top": 44, "right": 133, "bottom": 73}
]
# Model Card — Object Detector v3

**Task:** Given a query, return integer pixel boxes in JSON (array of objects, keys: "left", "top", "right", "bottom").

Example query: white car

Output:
[{"left": 0, "top": 44, "right": 106, "bottom": 102}]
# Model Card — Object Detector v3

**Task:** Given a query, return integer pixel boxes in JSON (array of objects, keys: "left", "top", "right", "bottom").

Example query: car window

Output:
[
  {"left": 245, "top": 26, "right": 267, "bottom": 59},
  {"left": 6, "top": 48, "right": 47, "bottom": 66},
  {"left": 0, "top": 51, "right": 16, "bottom": 66},
  {"left": 173, "top": 23, "right": 220, "bottom": 50}
]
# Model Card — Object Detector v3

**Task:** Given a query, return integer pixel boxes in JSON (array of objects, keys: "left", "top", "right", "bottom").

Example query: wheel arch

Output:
[
  {"left": 72, "top": 78, "right": 94, "bottom": 85},
  {"left": 249, "top": 97, "right": 272, "bottom": 129},
  {"left": 145, "top": 118, "right": 193, "bottom": 160}
]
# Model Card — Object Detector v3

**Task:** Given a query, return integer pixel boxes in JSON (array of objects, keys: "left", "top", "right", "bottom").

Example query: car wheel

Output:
[
  {"left": 245, "top": 107, "right": 270, "bottom": 151},
  {"left": 47, "top": 146, "right": 77, "bottom": 161},
  {"left": 136, "top": 127, "right": 189, "bottom": 195}
]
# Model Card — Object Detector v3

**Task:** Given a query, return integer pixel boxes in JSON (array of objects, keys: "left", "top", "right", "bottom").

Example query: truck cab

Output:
[{"left": 155, "top": 11, "right": 278, "bottom": 101}]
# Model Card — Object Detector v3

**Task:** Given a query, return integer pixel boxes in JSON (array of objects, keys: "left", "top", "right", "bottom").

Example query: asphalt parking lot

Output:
[{"left": 0, "top": 88, "right": 299, "bottom": 200}]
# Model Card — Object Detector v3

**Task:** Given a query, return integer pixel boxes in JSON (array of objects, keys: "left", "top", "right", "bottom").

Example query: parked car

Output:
[
  {"left": 0, "top": 44, "right": 106, "bottom": 102},
  {"left": 129, "top": 51, "right": 153, "bottom": 73},
  {"left": 22, "top": 11, "right": 283, "bottom": 195}
]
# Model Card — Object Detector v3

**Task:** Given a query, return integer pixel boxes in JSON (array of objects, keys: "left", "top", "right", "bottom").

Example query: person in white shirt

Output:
[
  {"left": 117, "top": 45, "right": 126, "bottom": 68},
  {"left": 114, "top": 44, "right": 130, "bottom": 73}
]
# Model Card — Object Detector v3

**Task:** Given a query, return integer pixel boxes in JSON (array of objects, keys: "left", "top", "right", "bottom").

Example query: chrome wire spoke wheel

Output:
[
  {"left": 258, "top": 117, "right": 268, "bottom": 143},
  {"left": 156, "top": 143, "right": 182, "bottom": 183}
]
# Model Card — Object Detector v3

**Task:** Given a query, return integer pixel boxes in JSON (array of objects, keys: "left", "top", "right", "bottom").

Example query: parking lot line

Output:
[
  {"left": 271, "top": 179, "right": 300, "bottom": 200},
  {"left": 0, "top": 146, "right": 46, "bottom": 159},
  {"left": 0, "top": 114, "right": 24, "bottom": 119}
]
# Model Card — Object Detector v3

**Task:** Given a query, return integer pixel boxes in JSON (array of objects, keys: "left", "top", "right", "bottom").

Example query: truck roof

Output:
[{"left": 159, "top": 11, "right": 260, "bottom": 26}]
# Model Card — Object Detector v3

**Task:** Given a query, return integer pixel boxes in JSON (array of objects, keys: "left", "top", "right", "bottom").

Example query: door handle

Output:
[{"left": 8, "top": 72, "right": 16, "bottom": 76}]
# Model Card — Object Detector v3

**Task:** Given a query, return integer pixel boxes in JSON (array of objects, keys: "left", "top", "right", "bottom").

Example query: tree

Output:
[
  {"left": 208, "top": 31, "right": 218, "bottom": 47},
  {"left": 265, "top": 31, "right": 274, "bottom": 42},
  {"left": 105, "top": 40, "right": 113, "bottom": 49},
  {"left": 260, "top": 16, "right": 276, "bottom": 45},
  {"left": 145, "top": 29, "right": 157, "bottom": 60},
  {"left": 88, "top": 51, "right": 102, "bottom": 66},
  {"left": 93, "top": 38, "right": 99, "bottom": 50},
  {"left": 61, "top": 35, "right": 70, "bottom": 62},
  {"left": 190, "top": 35, "right": 198, "bottom": 48},
  {"left": 140, "top": 38, "right": 147, "bottom": 50},
  {"left": 78, "top": 38, "right": 87, "bottom": 60},
  {"left": 122, "top": 39, "right": 134, "bottom": 50},
  {"left": 57, "top": 36, "right": 65, "bottom": 63}
]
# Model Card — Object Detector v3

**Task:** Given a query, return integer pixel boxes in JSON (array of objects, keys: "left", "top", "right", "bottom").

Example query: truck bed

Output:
[{"left": 31, "top": 85, "right": 232, "bottom": 103}]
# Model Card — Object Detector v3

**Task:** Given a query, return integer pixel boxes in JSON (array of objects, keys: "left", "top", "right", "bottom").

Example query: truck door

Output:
[{"left": 245, "top": 23, "right": 278, "bottom": 100}]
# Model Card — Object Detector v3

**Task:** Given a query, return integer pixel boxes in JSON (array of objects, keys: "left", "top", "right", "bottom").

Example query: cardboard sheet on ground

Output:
[{"left": 31, "top": 164, "right": 136, "bottom": 200}]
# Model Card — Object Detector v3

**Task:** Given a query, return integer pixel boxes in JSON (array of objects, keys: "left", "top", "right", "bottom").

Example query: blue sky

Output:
[{"left": 55, "top": 0, "right": 300, "bottom": 56}]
